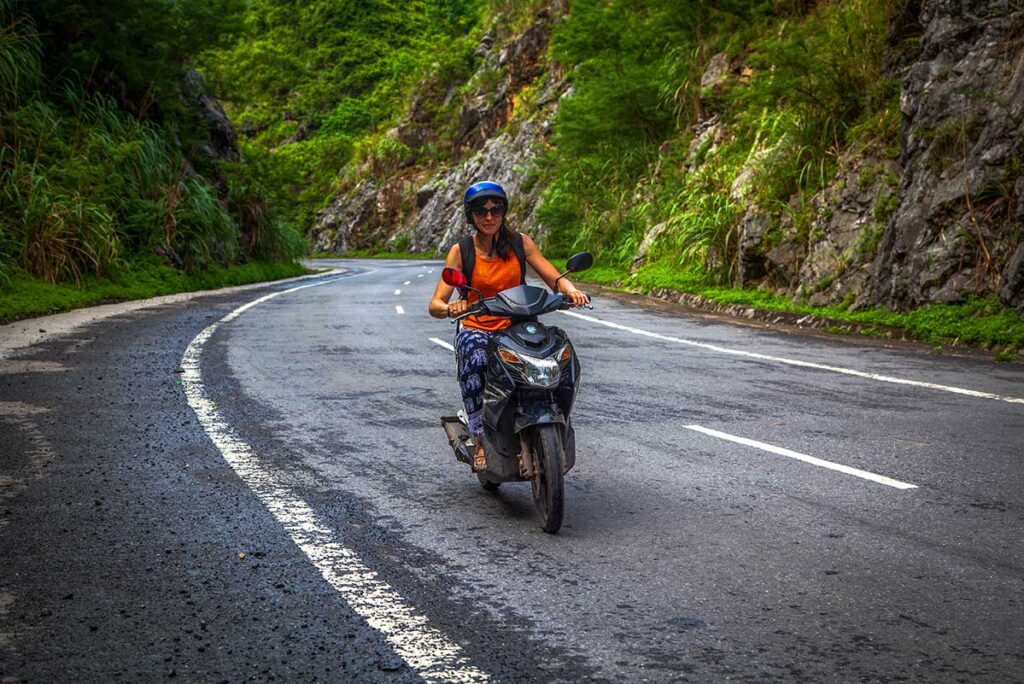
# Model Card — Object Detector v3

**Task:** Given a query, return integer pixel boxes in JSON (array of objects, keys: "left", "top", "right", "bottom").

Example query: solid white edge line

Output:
[
  {"left": 430, "top": 337, "right": 455, "bottom": 352},
  {"left": 684, "top": 424, "right": 918, "bottom": 490},
  {"left": 180, "top": 273, "right": 489, "bottom": 683},
  {"left": 559, "top": 310, "right": 1024, "bottom": 405},
  {"left": 396, "top": 305, "right": 406, "bottom": 315}
]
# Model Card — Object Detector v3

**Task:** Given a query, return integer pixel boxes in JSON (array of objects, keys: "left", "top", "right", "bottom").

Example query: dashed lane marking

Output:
[
  {"left": 181, "top": 272, "right": 489, "bottom": 683},
  {"left": 404, "top": 281, "right": 411, "bottom": 285},
  {"left": 396, "top": 305, "right": 405, "bottom": 315},
  {"left": 395, "top": 289, "right": 401, "bottom": 295},
  {"left": 684, "top": 424, "right": 918, "bottom": 490},
  {"left": 560, "top": 310, "right": 1024, "bottom": 405},
  {"left": 430, "top": 337, "right": 455, "bottom": 352}
]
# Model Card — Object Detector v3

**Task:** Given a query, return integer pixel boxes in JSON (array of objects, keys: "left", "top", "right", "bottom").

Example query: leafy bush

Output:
[
  {"left": 0, "top": 0, "right": 302, "bottom": 294},
  {"left": 198, "top": 0, "right": 488, "bottom": 229}
]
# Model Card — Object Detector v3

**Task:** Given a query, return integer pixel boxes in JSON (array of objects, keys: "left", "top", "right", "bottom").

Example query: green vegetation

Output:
[
  {"left": 566, "top": 261, "right": 1024, "bottom": 353},
  {"left": 198, "top": 0, "right": 488, "bottom": 228},
  {"left": 5, "top": 0, "right": 1015, "bottom": 353},
  {"left": 0, "top": 259, "right": 309, "bottom": 323},
  {"left": 0, "top": 0, "right": 304, "bottom": 320},
  {"left": 309, "top": 250, "right": 437, "bottom": 260},
  {"left": 537, "top": 0, "right": 902, "bottom": 290}
]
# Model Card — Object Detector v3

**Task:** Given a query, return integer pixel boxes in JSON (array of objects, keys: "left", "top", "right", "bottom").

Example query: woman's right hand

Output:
[{"left": 447, "top": 299, "right": 470, "bottom": 318}]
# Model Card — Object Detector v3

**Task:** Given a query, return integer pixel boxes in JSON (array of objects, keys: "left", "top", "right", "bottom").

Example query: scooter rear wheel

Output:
[{"left": 531, "top": 424, "right": 565, "bottom": 534}]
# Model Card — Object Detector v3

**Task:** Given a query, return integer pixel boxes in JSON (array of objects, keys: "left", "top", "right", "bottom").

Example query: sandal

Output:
[{"left": 471, "top": 439, "right": 488, "bottom": 473}]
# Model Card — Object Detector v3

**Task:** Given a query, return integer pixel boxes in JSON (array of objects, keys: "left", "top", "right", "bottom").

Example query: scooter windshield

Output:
[{"left": 491, "top": 285, "right": 564, "bottom": 318}]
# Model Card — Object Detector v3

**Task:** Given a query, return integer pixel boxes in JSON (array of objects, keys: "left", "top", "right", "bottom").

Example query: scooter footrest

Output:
[{"left": 454, "top": 443, "right": 475, "bottom": 465}]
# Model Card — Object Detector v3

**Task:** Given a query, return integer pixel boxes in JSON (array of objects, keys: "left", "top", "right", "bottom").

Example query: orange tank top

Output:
[{"left": 463, "top": 250, "right": 522, "bottom": 332}]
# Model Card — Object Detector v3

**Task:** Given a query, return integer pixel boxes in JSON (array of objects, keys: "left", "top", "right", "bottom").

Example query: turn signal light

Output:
[
  {"left": 558, "top": 344, "right": 572, "bottom": 361},
  {"left": 498, "top": 348, "right": 522, "bottom": 364}
]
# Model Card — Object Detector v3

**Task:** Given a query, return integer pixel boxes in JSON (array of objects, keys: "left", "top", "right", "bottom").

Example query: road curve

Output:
[{"left": 2, "top": 258, "right": 1023, "bottom": 682}]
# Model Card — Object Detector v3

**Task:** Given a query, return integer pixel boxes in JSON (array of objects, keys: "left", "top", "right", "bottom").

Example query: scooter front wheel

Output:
[
  {"left": 477, "top": 473, "right": 501, "bottom": 491},
  {"left": 531, "top": 424, "right": 565, "bottom": 534}
]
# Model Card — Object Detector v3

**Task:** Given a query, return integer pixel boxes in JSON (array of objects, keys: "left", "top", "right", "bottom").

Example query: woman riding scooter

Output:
[{"left": 428, "top": 181, "right": 589, "bottom": 472}]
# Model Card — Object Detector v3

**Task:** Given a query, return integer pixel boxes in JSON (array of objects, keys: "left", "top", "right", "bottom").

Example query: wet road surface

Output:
[{"left": 2, "top": 259, "right": 1023, "bottom": 681}]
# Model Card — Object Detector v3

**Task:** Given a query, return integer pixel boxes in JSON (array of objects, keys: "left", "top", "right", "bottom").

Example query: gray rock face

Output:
[
  {"left": 407, "top": 114, "right": 554, "bottom": 254},
  {"left": 309, "top": 179, "right": 380, "bottom": 254},
  {"left": 1000, "top": 243, "right": 1024, "bottom": 308},
  {"left": 307, "top": 2, "right": 565, "bottom": 257},
  {"left": 182, "top": 69, "right": 239, "bottom": 163},
  {"left": 870, "top": 1, "right": 1024, "bottom": 308},
  {"left": 800, "top": 158, "right": 901, "bottom": 307},
  {"left": 700, "top": 52, "right": 731, "bottom": 93}
]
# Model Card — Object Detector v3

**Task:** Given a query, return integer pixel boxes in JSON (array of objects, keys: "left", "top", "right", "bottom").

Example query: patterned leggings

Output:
[{"left": 456, "top": 328, "right": 492, "bottom": 437}]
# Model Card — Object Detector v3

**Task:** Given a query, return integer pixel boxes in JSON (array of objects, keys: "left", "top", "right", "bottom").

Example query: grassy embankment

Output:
[
  {"left": 308, "top": 250, "right": 437, "bottom": 260},
  {"left": 560, "top": 260, "right": 1024, "bottom": 358},
  {"left": 0, "top": 260, "right": 311, "bottom": 323}
]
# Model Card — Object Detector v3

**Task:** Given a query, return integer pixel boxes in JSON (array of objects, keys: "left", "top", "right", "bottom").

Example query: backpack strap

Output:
[
  {"left": 458, "top": 235, "right": 476, "bottom": 298},
  {"left": 512, "top": 231, "right": 526, "bottom": 285}
]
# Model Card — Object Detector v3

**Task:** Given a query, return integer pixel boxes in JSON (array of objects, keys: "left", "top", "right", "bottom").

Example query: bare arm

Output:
[
  {"left": 521, "top": 234, "right": 589, "bottom": 307},
  {"left": 428, "top": 244, "right": 471, "bottom": 319}
]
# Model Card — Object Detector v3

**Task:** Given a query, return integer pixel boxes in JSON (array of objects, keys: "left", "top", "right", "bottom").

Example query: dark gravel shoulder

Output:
[{"left": 0, "top": 289, "right": 419, "bottom": 682}]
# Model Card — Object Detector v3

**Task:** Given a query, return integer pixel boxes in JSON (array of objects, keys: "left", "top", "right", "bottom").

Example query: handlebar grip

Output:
[
  {"left": 450, "top": 303, "right": 486, "bottom": 322},
  {"left": 559, "top": 292, "right": 592, "bottom": 309}
]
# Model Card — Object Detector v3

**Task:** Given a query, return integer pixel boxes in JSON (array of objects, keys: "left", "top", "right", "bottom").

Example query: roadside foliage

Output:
[{"left": 0, "top": 0, "right": 304, "bottom": 317}]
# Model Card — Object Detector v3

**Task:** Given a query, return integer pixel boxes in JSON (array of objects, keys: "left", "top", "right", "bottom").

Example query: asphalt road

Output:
[{"left": 2, "top": 258, "right": 1023, "bottom": 682}]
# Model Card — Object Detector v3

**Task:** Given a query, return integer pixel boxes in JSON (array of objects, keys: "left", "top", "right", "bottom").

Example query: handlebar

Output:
[
  {"left": 449, "top": 291, "right": 592, "bottom": 323},
  {"left": 449, "top": 301, "right": 487, "bottom": 323}
]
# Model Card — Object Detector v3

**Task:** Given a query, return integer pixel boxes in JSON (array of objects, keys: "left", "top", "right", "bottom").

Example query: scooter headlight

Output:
[{"left": 516, "top": 353, "right": 561, "bottom": 388}]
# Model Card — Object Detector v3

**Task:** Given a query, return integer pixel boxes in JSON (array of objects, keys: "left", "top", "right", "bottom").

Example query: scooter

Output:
[{"left": 440, "top": 252, "right": 592, "bottom": 534}]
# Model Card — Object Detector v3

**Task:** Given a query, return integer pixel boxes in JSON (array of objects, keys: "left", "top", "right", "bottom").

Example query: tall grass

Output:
[
  {"left": 0, "top": 0, "right": 303, "bottom": 290},
  {"left": 0, "top": 0, "right": 39, "bottom": 110}
]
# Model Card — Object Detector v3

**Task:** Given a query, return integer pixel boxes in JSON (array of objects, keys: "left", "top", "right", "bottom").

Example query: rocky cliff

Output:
[
  {"left": 730, "top": 0, "right": 1023, "bottom": 311},
  {"left": 308, "top": 3, "right": 566, "bottom": 256},
  {"left": 871, "top": 0, "right": 1024, "bottom": 309},
  {"left": 309, "top": 0, "right": 1022, "bottom": 313}
]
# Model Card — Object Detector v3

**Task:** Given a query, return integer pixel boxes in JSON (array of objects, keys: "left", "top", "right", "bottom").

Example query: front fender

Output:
[{"left": 514, "top": 403, "right": 565, "bottom": 433}]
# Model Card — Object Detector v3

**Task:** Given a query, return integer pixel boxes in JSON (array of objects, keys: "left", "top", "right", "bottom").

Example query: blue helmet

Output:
[{"left": 463, "top": 181, "right": 507, "bottom": 223}]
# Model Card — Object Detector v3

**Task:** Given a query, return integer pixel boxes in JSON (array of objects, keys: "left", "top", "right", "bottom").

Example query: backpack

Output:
[{"left": 458, "top": 231, "right": 526, "bottom": 297}]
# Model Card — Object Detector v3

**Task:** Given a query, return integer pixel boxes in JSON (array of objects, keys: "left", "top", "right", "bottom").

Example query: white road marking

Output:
[
  {"left": 430, "top": 337, "right": 455, "bottom": 352},
  {"left": 418, "top": 274, "right": 425, "bottom": 278},
  {"left": 560, "top": 310, "right": 1024, "bottom": 405},
  {"left": 404, "top": 281, "right": 411, "bottom": 285},
  {"left": 684, "top": 425, "right": 918, "bottom": 490},
  {"left": 181, "top": 274, "right": 489, "bottom": 683},
  {"left": 396, "top": 305, "right": 405, "bottom": 315},
  {"left": 394, "top": 289, "right": 401, "bottom": 295}
]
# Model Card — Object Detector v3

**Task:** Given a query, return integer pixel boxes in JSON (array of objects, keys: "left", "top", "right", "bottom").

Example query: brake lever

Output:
[{"left": 450, "top": 304, "right": 485, "bottom": 323}]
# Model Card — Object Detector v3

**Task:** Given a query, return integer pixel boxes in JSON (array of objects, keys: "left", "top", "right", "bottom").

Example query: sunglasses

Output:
[{"left": 471, "top": 205, "right": 506, "bottom": 218}]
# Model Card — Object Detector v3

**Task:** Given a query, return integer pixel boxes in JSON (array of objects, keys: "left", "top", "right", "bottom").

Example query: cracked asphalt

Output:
[{"left": 2, "top": 258, "right": 1023, "bottom": 682}]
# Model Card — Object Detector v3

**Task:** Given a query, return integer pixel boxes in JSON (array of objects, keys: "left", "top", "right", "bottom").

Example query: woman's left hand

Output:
[{"left": 564, "top": 288, "right": 589, "bottom": 308}]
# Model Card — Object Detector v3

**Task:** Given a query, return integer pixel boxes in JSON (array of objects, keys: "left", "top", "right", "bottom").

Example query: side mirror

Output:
[
  {"left": 565, "top": 252, "right": 593, "bottom": 273},
  {"left": 442, "top": 267, "right": 468, "bottom": 289}
]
